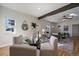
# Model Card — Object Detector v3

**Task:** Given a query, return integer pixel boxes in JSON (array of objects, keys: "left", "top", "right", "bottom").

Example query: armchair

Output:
[{"left": 40, "top": 36, "right": 58, "bottom": 56}]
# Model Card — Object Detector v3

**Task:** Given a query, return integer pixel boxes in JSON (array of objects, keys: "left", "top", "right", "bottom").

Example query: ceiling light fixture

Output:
[
  {"left": 62, "top": 19, "right": 67, "bottom": 21},
  {"left": 38, "top": 8, "right": 41, "bottom": 10},
  {"left": 62, "top": 13, "right": 78, "bottom": 22},
  {"left": 69, "top": 13, "right": 78, "bottom": 17}
]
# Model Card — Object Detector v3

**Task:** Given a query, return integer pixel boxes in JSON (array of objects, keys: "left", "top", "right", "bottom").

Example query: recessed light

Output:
[
  {"left": 38, "top": 8, "right": 41, "bottom": 10},
  {"left": 69, "top": 13, "right": 78, "bottom": 16}
]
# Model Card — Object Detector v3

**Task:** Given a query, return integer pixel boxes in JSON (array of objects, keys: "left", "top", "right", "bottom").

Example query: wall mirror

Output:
[{"left": 21, "top": 21, "right": 28, "bottom": 31}]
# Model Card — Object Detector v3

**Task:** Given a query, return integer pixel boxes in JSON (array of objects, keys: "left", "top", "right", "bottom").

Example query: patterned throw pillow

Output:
[{"left": 40, "top": 35, "right": 50, "bottom": 43}]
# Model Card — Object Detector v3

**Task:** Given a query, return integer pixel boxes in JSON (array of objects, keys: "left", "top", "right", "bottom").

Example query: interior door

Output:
[{"left": 72, "top": 24, "right": 79, "bottom": 37}]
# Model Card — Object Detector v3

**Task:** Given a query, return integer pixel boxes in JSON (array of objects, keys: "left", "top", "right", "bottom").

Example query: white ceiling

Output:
[
  {"left": 0, "top": 3, "right": 69, "bottom": 17},
  {"left": 0, "top": 3, "right": 78, "bottom": 23},
  {"left": 44, "top": 6, "right": 79, "bottom": 23}
]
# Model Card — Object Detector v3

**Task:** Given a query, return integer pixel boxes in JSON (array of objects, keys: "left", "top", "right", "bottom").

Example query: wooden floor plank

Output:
[{"left": 0, "top": 46, "right": 9, "bottom": 56}]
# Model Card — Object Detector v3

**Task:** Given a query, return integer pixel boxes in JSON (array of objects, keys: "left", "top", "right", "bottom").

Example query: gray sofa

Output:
[
  {"left": 10, "top": 44, "right": 39, "bottom": 56},
  {"left": 10, "top": 35, "right": 39, "bottom": 56},
  {"left": 10, "top": 35, "right": 58, "bottom": 56}
]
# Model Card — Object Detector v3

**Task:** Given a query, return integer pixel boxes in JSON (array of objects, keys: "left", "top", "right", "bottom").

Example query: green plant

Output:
[{"left": 25, "top": 39, "right": 31, "bottom": 44}]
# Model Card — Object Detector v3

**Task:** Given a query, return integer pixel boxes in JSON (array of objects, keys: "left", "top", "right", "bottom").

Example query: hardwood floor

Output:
[
  {"left": 57, "top": 48, "right": 71, "bottom": 56},
  {"left": 0, "top": 46, "right": 9, "bottom": 56},
  {"left": 72, "top": 36, "right": 79, "bottom": 56},
  {"left": 57, "top": 36, "right": 79, "bottom": 56}
]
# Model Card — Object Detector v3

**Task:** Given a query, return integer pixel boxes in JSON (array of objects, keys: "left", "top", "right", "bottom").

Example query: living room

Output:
[{"left": 0, "top": 3, "right": 79, "bottom": 56}]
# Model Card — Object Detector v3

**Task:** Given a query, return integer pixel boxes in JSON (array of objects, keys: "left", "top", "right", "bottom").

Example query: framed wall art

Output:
[{"left": 5, "top": 18, "right": 15, "bottom": 32}]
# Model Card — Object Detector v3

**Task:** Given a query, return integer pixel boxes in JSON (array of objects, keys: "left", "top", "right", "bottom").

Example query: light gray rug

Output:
[{"left": 58, "top": 39, "right": 73, "bottom": 55}]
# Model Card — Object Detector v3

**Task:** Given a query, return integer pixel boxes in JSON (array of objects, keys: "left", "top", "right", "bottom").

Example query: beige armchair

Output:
[{"left": 40, "top": 36, "right": 58, "bottom": 56}]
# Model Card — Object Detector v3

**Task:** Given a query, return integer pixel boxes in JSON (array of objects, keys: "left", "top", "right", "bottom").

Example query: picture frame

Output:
[
  {"left": 5, "top": 18, "right": 15, "bottom": 32},
  {"left": 64, "top": 25, "right": 69, "bottom": 31}
]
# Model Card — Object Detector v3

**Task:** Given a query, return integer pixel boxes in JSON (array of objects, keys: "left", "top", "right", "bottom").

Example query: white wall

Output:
[
  {"left": 58, "top": 19, "right": 79, "bottom": 37},
  {"left": 0, "top": 6, "right": 37, "bottom": 47},
  {"left": 39, "top": 19, "right": 56, "bottom": 33},
  {"left": 0, "top": 6, "right": 55, "bottom": 47}
]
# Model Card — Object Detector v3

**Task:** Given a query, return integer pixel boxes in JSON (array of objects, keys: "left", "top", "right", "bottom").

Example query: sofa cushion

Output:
[{"left": 13, "top": 35, "right": 23, "bottom": 44}]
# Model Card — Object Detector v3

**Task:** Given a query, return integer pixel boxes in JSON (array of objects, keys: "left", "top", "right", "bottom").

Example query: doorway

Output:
[{"left": 72, "top": 24, "right": 79, "bottom": 37}]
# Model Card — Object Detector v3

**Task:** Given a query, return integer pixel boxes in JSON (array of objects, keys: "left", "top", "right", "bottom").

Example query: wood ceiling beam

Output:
[{"left": 38, "top": 3, "right": 79, "bottom": 19}]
